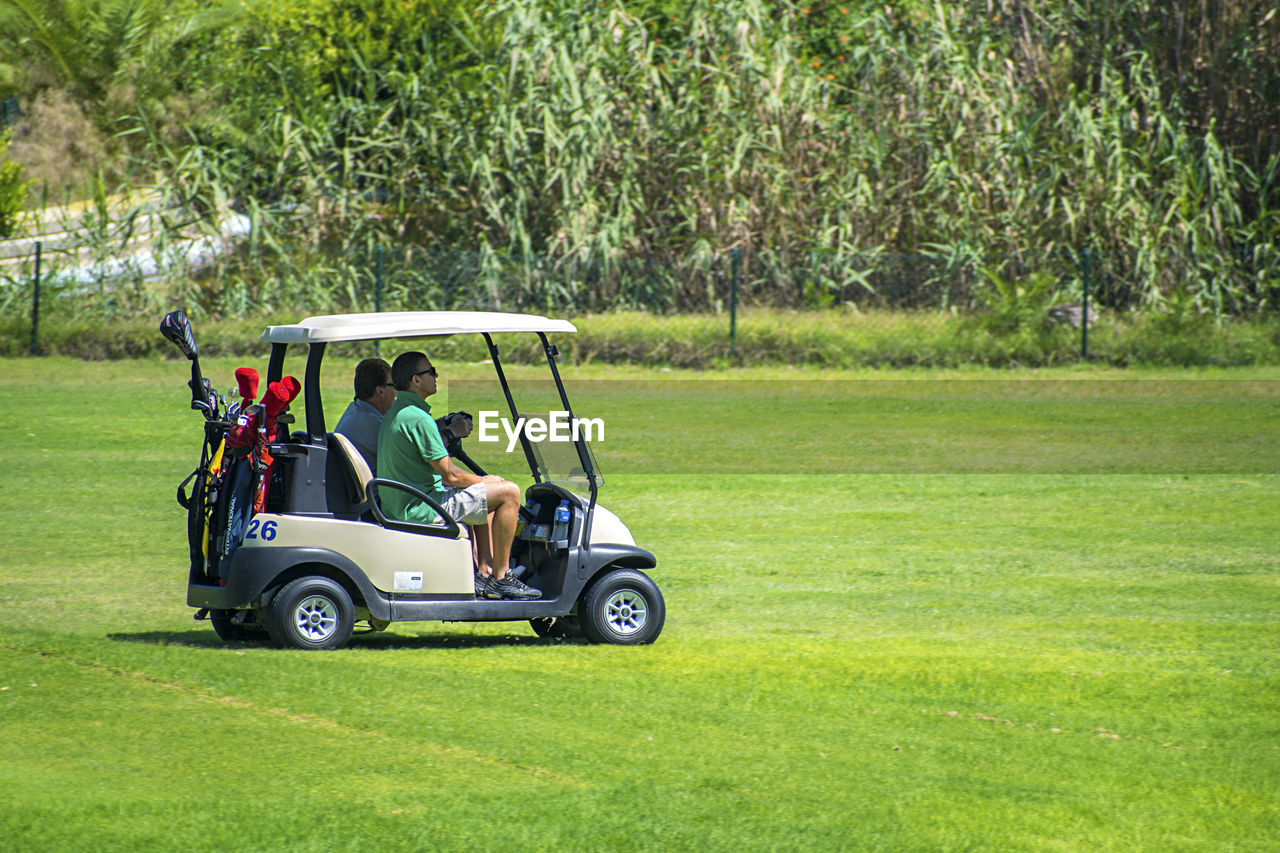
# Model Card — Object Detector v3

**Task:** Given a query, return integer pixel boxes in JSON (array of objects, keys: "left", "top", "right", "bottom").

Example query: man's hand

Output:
[
  {"left": 447, "top": 413, "right": 474, "bottom": 440},
  {"left": 438, "top": 412, "right": 473, "bottom": 441}
]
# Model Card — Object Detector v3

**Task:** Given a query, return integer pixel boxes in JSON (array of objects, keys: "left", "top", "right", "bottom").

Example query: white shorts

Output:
[{"left": 440, "top": 482, "right": 489, "bottom": 524}]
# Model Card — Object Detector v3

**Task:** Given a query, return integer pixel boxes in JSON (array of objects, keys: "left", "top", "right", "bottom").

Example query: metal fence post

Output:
[
  {"left": 371, "top": 245, "right": 385, "bottom": 356},
  {"left": 30, "top": 240, "right": 41, "bottom": 356},
  {"left": 1081, "top": 247, "right": 1090, "bottom": 360},
  {"left": 729, "top": 248, "right": 739, "bottom": 359}
]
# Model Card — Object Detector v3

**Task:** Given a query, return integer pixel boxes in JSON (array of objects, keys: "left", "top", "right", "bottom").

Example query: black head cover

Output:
[{"left": 160, "top": 310, "right": 199, "bottom": 360}]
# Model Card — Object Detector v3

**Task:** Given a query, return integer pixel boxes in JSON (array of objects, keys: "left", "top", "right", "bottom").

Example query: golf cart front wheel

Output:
[
  {"left": 580, "top": 569, "right": 665, "bottom": 645},
  {"left": 267, "top": 576, "right": 355, "bottom": 650}
]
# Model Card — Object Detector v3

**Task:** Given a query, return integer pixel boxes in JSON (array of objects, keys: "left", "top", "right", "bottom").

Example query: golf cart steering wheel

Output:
[{"left": 437, "top": 412, "right": 486, "bottom": 476}]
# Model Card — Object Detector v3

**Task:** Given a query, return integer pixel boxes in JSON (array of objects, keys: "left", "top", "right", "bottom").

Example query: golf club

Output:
[
  {"left": 159, "top": 310, "right": 198, "bottom": 360},
  {"left": 160, "top": 310, "right": 216, "bottom": 418}
]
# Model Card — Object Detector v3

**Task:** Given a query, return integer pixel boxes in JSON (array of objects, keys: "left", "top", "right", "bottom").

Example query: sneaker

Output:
[
  {"left": 509, "top": 563, "right": 531, "bottom": 581},
  {"left": 492, "top": 572, "right": 541, "bottom": 600},
  {"left": 475, "top": 573, "right": 502, "bottom": 600}
]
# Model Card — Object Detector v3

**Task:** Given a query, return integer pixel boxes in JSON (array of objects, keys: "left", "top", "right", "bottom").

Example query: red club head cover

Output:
[
  {"left": 235, "top": 367, "right": 259, "bottom": 406},
  {"left": 262, "top": 376, "right": 301, "bottom": 441},
  {"left": 264, "top": 376, "right": 301, "bottom": 413}
]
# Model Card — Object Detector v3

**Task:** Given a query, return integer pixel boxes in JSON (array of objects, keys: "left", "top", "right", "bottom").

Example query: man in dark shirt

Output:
[{"left": 334, "top": 358, "right": 395, "bottom": 471}]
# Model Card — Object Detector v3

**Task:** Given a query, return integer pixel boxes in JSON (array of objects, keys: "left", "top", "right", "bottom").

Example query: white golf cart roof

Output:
[{"left": 262, "top": 311, "right": 577, "bottom": 344}]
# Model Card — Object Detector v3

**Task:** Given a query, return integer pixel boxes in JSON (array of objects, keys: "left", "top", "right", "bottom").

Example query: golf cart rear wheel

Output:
[
  {"left": 580, "top": 569, "right": 665, "bottom": 646},
  {"left": 267, "top": 576, "right": 355, "bottom": 650}
]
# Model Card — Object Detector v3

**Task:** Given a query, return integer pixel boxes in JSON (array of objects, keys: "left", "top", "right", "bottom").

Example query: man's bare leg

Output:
[
  {"left": 471, "top": 522, "right": 494, "bottom": 577},
  {"left": 484, "top": 478, "right": 521, "bottom": 580},
  {"left": 469, "top": 475, "right": 512, "bottom": 577}
]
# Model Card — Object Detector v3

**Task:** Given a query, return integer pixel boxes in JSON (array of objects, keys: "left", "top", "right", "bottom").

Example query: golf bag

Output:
[
  {"left": 207, "top": 375, "right": 300, "bottom": 575},
  {"left": 177, "top": 419, "right": 231, "bottom": 581},
  {"left": 216, "top": 455, "right": 256, "bottom": 572},
  {"left": 174, "top": 366, "right": 299, "bottom": 582}
]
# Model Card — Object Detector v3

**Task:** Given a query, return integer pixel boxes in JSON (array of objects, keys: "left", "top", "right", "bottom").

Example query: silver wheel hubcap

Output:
[
  {"left": 604, "top": 589, "right": 647, "bottom": 635},
  {"left": 295, "top": 595, "right": 338, "bottom": 641}
]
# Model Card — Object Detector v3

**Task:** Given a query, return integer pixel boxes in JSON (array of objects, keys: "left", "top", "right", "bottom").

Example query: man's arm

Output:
[{"left": 428, "top": 454, "right": 482, "bottom": 489}]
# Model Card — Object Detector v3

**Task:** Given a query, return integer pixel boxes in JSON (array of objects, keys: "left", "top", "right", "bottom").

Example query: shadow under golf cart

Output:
[{"left": 108, "top": 628, "right": 587, "bottom": 650}]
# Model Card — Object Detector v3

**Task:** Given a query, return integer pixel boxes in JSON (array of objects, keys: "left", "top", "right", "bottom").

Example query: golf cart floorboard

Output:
[
  {"left": 389, "top": 597, "right": 572, "bottom": 622},
  {"left": 189, "top": 580, "right": 573, "bottom": 622}
]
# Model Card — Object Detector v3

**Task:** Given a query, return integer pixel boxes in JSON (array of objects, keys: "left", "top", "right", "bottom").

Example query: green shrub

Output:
[
  {"left": 6, "top": 308, "right": 1280, "bottom": 367},
  {"left": 1095, "top": 312, "right": 1280, "bottom": 367},
  {"left": 0, "top": 129, "right": 31, "bottom": 238}
]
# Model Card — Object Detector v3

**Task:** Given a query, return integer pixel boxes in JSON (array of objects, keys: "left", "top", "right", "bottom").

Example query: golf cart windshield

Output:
[{"left": 518, "top": 412, "right": 604, "bottom": 494}]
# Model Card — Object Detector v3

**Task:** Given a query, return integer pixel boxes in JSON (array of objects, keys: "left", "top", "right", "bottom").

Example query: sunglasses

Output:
[{"left": 413, "top": 366, "right": 438, "bottom": 379}]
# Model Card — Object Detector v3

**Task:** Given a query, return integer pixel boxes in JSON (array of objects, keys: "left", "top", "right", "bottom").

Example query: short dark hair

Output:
[
  {"left": 391, "top": 351, "right": 429, "bottom": 391},
  {"left": 353, "top": 357, "right": 391, "bottom": 401}
]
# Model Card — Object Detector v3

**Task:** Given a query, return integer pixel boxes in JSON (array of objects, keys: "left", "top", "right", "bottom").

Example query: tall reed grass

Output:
[{"left": 2, "top": 0, "right": 1276, "bottom": 319}]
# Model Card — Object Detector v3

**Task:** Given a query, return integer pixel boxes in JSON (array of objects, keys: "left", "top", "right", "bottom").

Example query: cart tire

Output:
[
  {"left": 579, "top": 569, "right": 665, "bottom": 645},
  {"left": 267, "top": 576, "right": 355, "bottom": 650}
]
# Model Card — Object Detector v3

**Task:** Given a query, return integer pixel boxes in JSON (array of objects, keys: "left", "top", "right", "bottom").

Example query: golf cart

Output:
[{"left": 162, "top": 310, "right": 664, "bottom": 650}]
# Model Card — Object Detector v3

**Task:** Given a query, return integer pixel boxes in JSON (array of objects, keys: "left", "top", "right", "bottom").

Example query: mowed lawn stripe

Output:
[
  {"left": 0, "top": 651, "right": 615, "bottom": 852},
  {"left": 0, "top": 644, "right": 585, "bottom": 785}
]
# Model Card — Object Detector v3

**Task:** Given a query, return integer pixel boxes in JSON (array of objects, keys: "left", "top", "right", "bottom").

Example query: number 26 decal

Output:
[{"left": 246, "top": 519, "right": 278, "bottom": 541}]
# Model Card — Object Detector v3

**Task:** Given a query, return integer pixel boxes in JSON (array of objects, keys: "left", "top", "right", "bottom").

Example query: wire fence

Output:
[
  {"left": 4, "top": 237, "right": 1280, "bottom": 362},
  {"left": 10, "top": 241, "right": 1276, "bottom": 311}
]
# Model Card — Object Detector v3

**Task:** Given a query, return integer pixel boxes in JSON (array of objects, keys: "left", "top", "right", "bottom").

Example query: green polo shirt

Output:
[{"left": 376, "top": 391, "right": 448, "bottom": 523}]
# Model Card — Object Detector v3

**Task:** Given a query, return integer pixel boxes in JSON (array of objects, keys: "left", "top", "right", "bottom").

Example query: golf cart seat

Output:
[{"left": 329, "top": 432, "right": 466, "bottom": 541}]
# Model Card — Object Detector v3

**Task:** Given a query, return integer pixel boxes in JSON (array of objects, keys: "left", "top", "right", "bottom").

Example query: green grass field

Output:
[{"left": 1, "top": 356, "right": 1278, "bottom": 851}]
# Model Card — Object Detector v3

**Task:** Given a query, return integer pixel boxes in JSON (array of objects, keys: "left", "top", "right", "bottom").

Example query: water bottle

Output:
[{"left": 551, "top": 500, "right": 571, "bottom": 548}]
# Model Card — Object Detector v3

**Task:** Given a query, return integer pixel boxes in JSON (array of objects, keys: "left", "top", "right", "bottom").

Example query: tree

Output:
[
  {"left": 0, "top": 129, "right": 31, "bottom": 236},
  {"left": 0, "top": 0, "right": 240, "bottom": 194}
]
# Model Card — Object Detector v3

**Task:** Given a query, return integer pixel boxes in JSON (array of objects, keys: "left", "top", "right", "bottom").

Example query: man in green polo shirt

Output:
[{"left": 377, "top": 350, "right": 540, "bottom": 601}]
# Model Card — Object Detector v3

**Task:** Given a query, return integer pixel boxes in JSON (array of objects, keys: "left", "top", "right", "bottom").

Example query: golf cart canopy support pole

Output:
[
  {"left": 305, "top": 342, "right": 327, "bottom": 443},
  {"left": 267, "top": 342, "right": 287, "bottom": 387},
  {"left": 537, "top": 332, "right": 599, "bottom": 549},
  {"left": 483, "top": 333, "right": 542, "bottom": 483}
]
